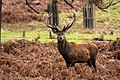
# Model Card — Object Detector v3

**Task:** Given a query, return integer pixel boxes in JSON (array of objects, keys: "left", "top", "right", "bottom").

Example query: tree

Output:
[{"left": 0, "top": 0, "right": 2, "bottom": 43}]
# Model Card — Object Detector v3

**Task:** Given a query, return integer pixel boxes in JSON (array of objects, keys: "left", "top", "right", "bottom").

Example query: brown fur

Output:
[
  {"left": 45, "top": 12, "right": 98, "bottom": 71},
  {"left": 58, "top": 39, "right": 98, "bottom": 71}
]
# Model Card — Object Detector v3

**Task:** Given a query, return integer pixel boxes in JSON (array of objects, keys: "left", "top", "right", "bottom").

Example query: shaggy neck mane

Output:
[
  {"left": 57, "top": 39, "right": 72, "bottom": 63},
  {"left": 57, "top": 39, "right": 68, "bottom": 50}
]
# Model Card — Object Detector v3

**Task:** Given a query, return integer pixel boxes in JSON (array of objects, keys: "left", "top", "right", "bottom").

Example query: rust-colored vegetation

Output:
[{"left": 0, "top": 39, "right": 120, "bottom": 80}]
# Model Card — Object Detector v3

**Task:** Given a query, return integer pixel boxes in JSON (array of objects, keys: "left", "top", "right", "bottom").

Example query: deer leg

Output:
[
  {"left": 91, "top": 59, "right": 97, "bottom": 72},
  {"left": 66, "top": 63, "right": 70, "bottom": 68},
  {"left": 87, "top": 60, "right": 92, "bottom": 67},
  {"left": 70, "top": 60, "right": 75, "bottom": 67}
]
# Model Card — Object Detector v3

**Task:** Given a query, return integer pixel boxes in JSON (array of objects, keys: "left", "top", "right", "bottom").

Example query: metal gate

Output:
[{"left": 83, "top": 3, "right": 96, "bottom": 29}]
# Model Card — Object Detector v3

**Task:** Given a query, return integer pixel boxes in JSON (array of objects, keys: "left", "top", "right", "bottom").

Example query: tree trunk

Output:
[
  {"left": 0, "top": 0, "right": 2, "bottom": 43},
  {"left": 52, "top": 0, "right": 59, "bottom": 26}
]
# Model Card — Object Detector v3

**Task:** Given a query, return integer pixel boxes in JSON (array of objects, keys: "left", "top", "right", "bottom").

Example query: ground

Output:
[{"left": 0, "top": 39, "right": 120, "bottom": 80}]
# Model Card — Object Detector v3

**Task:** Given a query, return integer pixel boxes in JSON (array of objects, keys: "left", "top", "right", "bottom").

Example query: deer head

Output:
[{"left": 44, "top": 12, "right": 76, "bottom": 41}]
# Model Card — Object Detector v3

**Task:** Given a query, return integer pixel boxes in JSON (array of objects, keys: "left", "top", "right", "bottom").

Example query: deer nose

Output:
[
  {"left": 58, "top": 36, "right": 64, "bottom": 41},
  {"left": 59, "top": 37, "right": 62, "bottom": 40}
]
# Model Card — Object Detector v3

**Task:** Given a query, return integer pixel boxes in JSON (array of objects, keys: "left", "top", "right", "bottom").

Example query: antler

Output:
[
  {"left": 62, "top": 12, "right": 76, "bottom": 32},
  {"left": 25, "top": 0, "right": 40, "bottom": 14},
  {"left": 43, "top": 13, "right": 59, "bottom": 34}
]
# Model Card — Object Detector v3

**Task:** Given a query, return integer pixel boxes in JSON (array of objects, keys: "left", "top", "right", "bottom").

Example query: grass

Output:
[
  {"left": 1, "top": 3, "right": 120, "bottom": 43},
  {"left": 1, "top": 21, "right": 46, "bottom": 32},
  {"left": 96, "top": 3, "right": 120, "bottom": 27},
  {"left": 2, "top": 3, "right": 120, "bottom": 31},
  {"left": 1, "top": 31, "right": 120, "bottom": 43}
]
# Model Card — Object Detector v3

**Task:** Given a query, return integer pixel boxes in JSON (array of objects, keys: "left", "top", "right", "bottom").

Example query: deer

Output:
[{"left": 43, "top": 12, "right": 98, "bottom": 72}]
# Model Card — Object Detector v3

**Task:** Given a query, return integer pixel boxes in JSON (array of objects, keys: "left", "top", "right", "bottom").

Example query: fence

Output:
[{"left": 83, "top": 3, "right": 96, "bottom": 29}]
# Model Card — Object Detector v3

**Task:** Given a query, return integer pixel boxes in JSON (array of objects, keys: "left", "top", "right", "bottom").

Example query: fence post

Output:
[
  {"left": 23, "top": 31, "right": 26, "bottom": 38},
  {"left": 49, "top": 31, "right": 53, "bottom": 39}
]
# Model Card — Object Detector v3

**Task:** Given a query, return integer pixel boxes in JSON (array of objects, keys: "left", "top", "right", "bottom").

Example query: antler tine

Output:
[
  {"left": 43, "top": 13, "right": 54, "bottom": 29},
  {"left": 43, "top": 13, "right": 59, "bottom": 34},
  {"left": 67, "top": 12, "right": 76, "bottom": 28},
  {"left": 63, "top": 12, "right": 76, "bottom": 32},
  {"left": 44, "top": 22, "right": 53, "bottom": 28}
]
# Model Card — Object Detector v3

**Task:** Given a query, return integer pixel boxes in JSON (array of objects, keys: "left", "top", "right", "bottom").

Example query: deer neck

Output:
[
  {"left": 57, "top": 39, "right": 72, "bottom": 63},
  {"left": 58, "top": 39, "right": 68, "bottom": 49},
  {"left": 57, "top": 39, "right": 71, "bottom": 56}
]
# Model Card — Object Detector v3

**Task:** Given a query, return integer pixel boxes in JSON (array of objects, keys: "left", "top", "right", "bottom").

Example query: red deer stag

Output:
[{"left": 44, "top": 13, "right": 98, "bottom": 72}]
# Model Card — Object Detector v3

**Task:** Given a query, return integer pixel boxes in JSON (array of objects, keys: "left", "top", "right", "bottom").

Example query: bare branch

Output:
[
  {"left": 25, "top": 0, "right": 40, "bottom": 14},
  {"left": 93, "top": 0, "right": 120, "bottom": 12},
  {"left": 111, "top": 0, "right": 120, "bottom": 5},
  {"left": 64, "top": 0, "right": 75, "bottom": 9}
]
